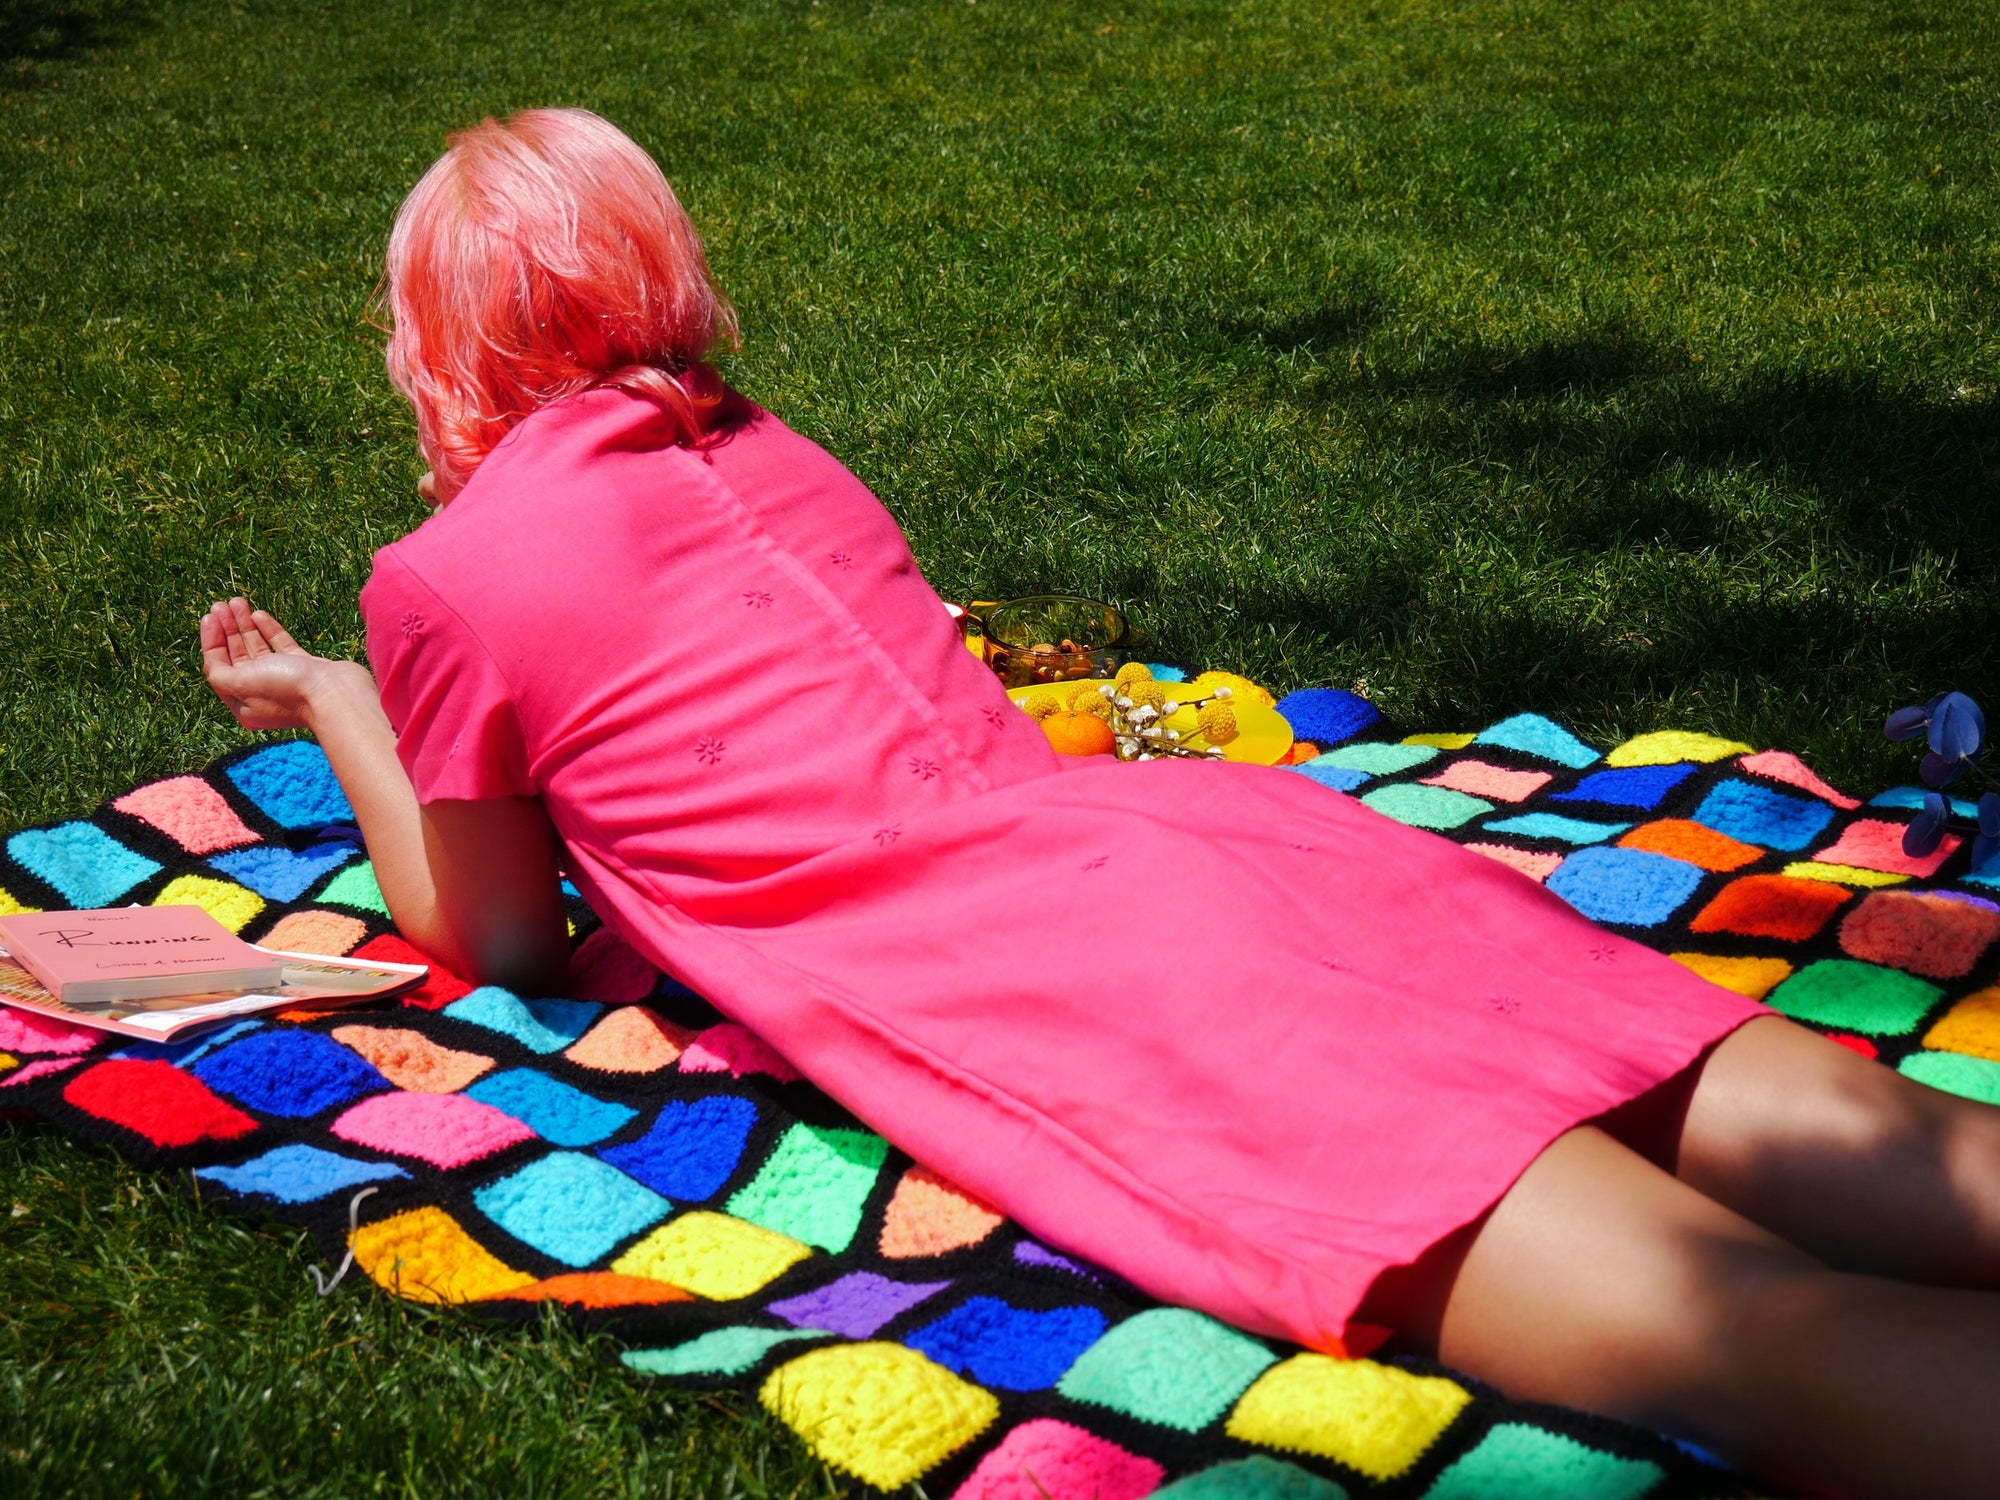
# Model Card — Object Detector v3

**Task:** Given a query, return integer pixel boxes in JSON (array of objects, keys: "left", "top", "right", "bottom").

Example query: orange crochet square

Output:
[
  {"left": 1923, "top": 987, "right": 2000, "bottom": 1062},
  {"left": 1618, "top": 819, "right": 1762, "bottom": 872},
  {"left": 1839, "top": 892, "right": 2000, "bottom": 980},
  {"left": 1688, "top": 875, "right": 1852, "bottom": 941},
  {"left": 484, "top": 1272, "right": 694, "bottom": 1309}
]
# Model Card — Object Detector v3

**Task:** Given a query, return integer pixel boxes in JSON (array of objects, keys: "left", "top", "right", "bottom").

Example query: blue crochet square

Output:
[
  {"left": 1692, "top": 778, "right": 1835, "bottom": 852},
  {"left": 903, "top": 1295, "right": 1108, "bottom": 1391},
  {"left": 1472, "top": 714, "right": 1600, "bottom": 769},
  {"left": 1273, "top": 689, "right": 1380, "bottom": 747},
  {"left": 225, "top": 741, "right": 355, "bottom": 829},
  {"left": 115, "top": 1020, "right": 262, "bottom": 1069},
  {"left": 443, "top": 989, "right": 602, "bottom": 1053},
  {"left": 192, "top": 1030, "right": 390, "bottom": 1118},
  {"left": 473, "top": 1151, "right": 669, "bottom": 1266},
  {"left": 598, "top": 1094, "right": 758, "bottom": 1201},
  {"left": 1549, "top": 763, "right": 1697, "bottom": 811},
  {"left": 464, "top": 1068, "right": 637, "bottom": 1147},
  {"left": 195, "top": 1143, "right": 409, "bottom": 1204},
  {"left": 1481, "top": 812, "right": 1632, "bottom": 845},
  {"left": 207, "top": 842, "right": 355, "bottom": 903},
  {"left": 1288, "top": 761, "right": 1371, "bottom": 793},
  {"left": 7, "top": 822, "right": 162, "bottom": 908},
  {"left": 1545, "top": 847, "right": 1704, "bottom": 927}
]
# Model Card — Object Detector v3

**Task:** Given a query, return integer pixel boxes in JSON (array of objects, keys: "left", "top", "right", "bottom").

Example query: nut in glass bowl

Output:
[{"left": 973, "top": 595, "right": 1130, "bottom": 689}]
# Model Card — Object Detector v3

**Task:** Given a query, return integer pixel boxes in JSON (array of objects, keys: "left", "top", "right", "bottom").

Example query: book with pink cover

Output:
[{"left": 0, "top": 907, "right": 281, "bottom": 1005}]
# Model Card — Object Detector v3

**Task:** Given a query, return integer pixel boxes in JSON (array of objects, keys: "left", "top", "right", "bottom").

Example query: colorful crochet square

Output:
[
  {"left": 258, "top": 908, "right": 368, "bottom": 955},
  {"left": 564, "top": 1005, "right": 693, "bottom": 1072},
  {"left": 879, "top": 1166, "right": 1004, "bottom": 1257},
  {"left": 330, "top": 1090, "right": 537, "bottom": 1168},
  {"left": 443, "top": 989, "right": 601, "bottom": 1053},
  {"left": 8, "top": 822, "right": 161, "bottom": 908},
  {"left": 599, "top": 1094, "right": 759, "bottom": 1201},
  {"left": 726, "top": 1122, "right": 888, "bottom": 1252},
  {"left": 224, "top": 740, "right": 354, "bottom": 828},
  {"left": 1922, "top": 986, "right": 2000, "bottom": 1061},
  {"left": 759, "top": 1342, "right": 999, "bottom": 1489},
  {"left": 1766, "top": 960, "right": 1944, "bottom": 1036},
  {"left": 904, "top": 1296, "right": 1109, "bottom": 1392},
  {"left": 1604, "top": 731, "right": 1751, "bottom": 767},
  {"left": 1359, "top": 784, "right": 1492, "bottom": 831},
  {"left": 1688, "top": 875, "right": 1851, "bottom": 942},
  {"left": 678, "top": 1022, "right": 803, "bottom": 1081},
  {"left": 1545, "top": 847, "right": 1704, "bottom": 927},
  {"left": 1549, "top": 763, "right": 1696, "bottom": 811},
  {"left": 317, "top": 861, "right": 389, "bottom": 916},
  {"left": 208, "top": 842, "right": 355, "bottom": 903},
  {"left": 1274, "top": 689, "right": 1380, "bottom": 747},
  {"left": 1615, "top": 819, "right": 1761, "bottom": 872},
  {"left": 952, "top": 1417, "right": 1164, "bottom": 1500},
  {"left": 329, "top": 1024, "right": 496, "bottom": 1093},
  {"left": 611, "top": 1211, "right": 813, "bottom": 1298},
  {"left": 191, "top": 1029, "right": 389, "bottom": 1118},
  {"left": 1292, "top": 761, "right": 1371, "bottom": 794},
  {"left": 1813, "top": 818, "right": 1961, "bottom": 878},
  {"left": 1421, "top": 1423, "right": 1663, "bottom": 1500},
  {"left": 1738, "top": 750, "right": 1861, "bottom": 811},
  {"left": 1155, "top": 1456, "right": 1347, "bottom": 1499},
  {"left": 1420, "top": 761, "right": 1551, "bottom": 803},
  {"left": 474, "top": 1151, "right": 670, "bottom": 1266},
  {"left": 1480, "top": 813, "right": 1630, "bottom": 846},
  {"left": 1836, "top": 891, "right": 2000, "bottom": 980},
  {"left": 113, "top": 776, "right": 260, "bottom": 854},
  {"left": 1225, "top": 1356, "right": 1470, "bottom": 1481},
  {"left": 768, "top": 1271, "right": 951, "bottom": 1338},
  {"left": 1670, "top": 953, "right": 1793, "bottom": 1000},
  {"left": 625, "top": 1325, "right": 822, "bottom": 1377},
  {"left": 1470, "top": 714, "right": 1599, "bottom": 769},
  {"left": 463, "top": 1068, "right": 638, "bottom": 1146},
  {"left": 62, "top": 1059, "right": 259, "bottom": 1149},
  {"left": 487, "top": 1271, "right": 696, "bottom": 1309},
  {"left": 1056, "top": 1307, "right": 1277, "bottom": 1431},
  {"left": 1690, "top": 779, "right": 1835, "bottom": 852},
  {"left": 1314, "top": 743, "right": 1437, "bottom": 776},
  {"left": 1463, "top": 844, "right": 1563, "bottom": 882},
  {"left": 1898, "top": 1049, "right": 2000, "bottom": 1105},
  {"left": 350, "top": 1204, "right": 535, "bottom": 1303},
  {"left": 194, "top": 1143, "right": 409, "bottom": 1204}
]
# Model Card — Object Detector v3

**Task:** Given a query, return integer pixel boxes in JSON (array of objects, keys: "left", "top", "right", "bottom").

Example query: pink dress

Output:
[{"left": 361, "top": 388, "right": 1763, "bottom": 1352}]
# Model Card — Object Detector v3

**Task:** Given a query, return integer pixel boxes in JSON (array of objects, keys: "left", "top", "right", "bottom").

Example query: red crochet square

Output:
[
  {"left": 62, "top": 1059, "right": 258, "bottom": 1148},
  {"left": 353, "top": 934, "right": 472, "bottom": 1010},
  {"left": 1838, "top": 891, "right": 2000, "bottom": 980},
  {"left": 1688, "top": 874, "right": 1852, "bottom": 941}
]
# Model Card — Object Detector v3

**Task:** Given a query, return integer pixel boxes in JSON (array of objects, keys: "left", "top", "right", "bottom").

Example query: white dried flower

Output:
[
  {"left": 1162, "top": 701, "right": 1180, "bottom": 714},
  {"left": 1213, "top": 685, "right": 1233, "bottom": 700}
]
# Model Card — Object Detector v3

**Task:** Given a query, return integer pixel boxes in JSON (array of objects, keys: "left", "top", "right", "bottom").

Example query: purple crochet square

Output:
[{"left": 766, "top": 1271, "right": 950, "bottom": 1338}]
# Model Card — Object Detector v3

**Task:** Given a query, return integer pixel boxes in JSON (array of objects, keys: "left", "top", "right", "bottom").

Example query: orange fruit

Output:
[{"left": 1040, "top": 710, "right": 1116, "bottom": 756}]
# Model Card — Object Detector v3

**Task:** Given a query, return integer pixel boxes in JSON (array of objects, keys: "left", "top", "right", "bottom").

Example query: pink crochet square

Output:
[
  {"left": 566, "top": 925, "right": 661, "bottom": 1004},
  {"left": 678, "top": 1022, "right": 802, "bottom": 1082},
  {"left": 329, "top": 1091, "right": 535, "bottom": 1168},
  {"left": 1421, "top": 760, "right": 1552, "bottom": 803},
  {"left": 1, "top": 1058, "right": 84, "bottom": 1089},
  {"left": 1464, "top": 843, "right": 1564, "bottom": 883},
  {"left": 1813, "top": 818, "right": 1960, "bottom": 877},
  {"left": 0, "top": 1007, "right": 104, "bottom": 1055},
  {"left": 112, "top": 777, "right": 260, "bottom": 854},
  {"left": 951, "top": 1419, "right": 1164, "bottom": 1500},
  {"left": 1740, "top": 751, "right": 1861, "bottom": 811}
]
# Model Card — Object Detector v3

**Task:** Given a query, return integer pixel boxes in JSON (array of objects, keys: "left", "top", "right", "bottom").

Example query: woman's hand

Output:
[{"left": 200, "top": 597, "right": 362, "bottom": 732}]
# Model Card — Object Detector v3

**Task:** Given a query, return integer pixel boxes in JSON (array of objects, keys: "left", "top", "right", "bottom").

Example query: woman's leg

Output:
[
  {"left": 1365, "top": 1125, "right": 2000, "bottom": 1500},
  {"left": 1673, "top": 1016, "right": 2000, "bottom": 1286}
]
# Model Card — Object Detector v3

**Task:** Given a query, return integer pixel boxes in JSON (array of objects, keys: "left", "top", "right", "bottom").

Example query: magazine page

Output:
[{"left": 0, "top": 946, "right": 427, "bottom": 1042}]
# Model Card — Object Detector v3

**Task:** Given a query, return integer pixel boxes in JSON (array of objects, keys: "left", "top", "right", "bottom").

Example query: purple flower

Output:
[
  {"left": 1930, "top": 692, "right": 1987, "bottom": 762},
  {"left": 1904, "top": 791, "right": 1950, "bottom": 858}
]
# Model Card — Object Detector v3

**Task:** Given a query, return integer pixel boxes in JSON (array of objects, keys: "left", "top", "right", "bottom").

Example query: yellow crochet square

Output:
[
  {"left": 760, "top": 1342, "right": 999, "bottom": 1490},
  {"left": 0, "top": 887, "right": 36, "bottom": 916},
  {"left": 1604, "top": 730, "right": 1753, "bottom": 768},
  {"left": 1671, "top": 953, "right": 1794, "bottom": 1000},
  {"left": 350, "top": 1206, "right": 535, "bottom": 1304},
  {"left": 0, "top": 1053, "right": 17, "bottom": 1074},
  {"left": 1923, "top": 987, "right": 2000, "bottom": 1063},
  {"left": 1225, "top": 1355, "right": 1470, "bottom": 1480},
  {"left": 1779, "top": 861, "right": 1908, "bottom": 889},
  {"left": 1402, "top": 732, "right": 1476, "bottom": 749},
  {"left": 612, "top": 1211, "right": 812, "bottom": 1299},
  {"left": 151, "top": 874, "right": 266, "bottom": 934}
]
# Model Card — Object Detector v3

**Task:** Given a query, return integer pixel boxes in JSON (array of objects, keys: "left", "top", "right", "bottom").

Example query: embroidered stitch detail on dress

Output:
[
  {"left": 829, "top": 550, "right": 855, "bottom": 570},
  {"left": 982, "top": 706, "right": 1008, "bottom": 729},
  {"left": 1081, "top": 856, "right": 1109, "bottom": 873},
  {"left": 908, "top": 757, "right": 940, "bottom": 781},
  {"left": 874, "top": 826, "right": 902, "bottom": 847},
  {"left": 1588, "top": 944, "right": 1618, "bottom": 963},
  {"left": 1487, "top": 994, "right": 1523, "bottom": 1015},
  {"left": 695, "top": 737, "right": 727, "bottom": 766},
  {"left": 744, "top": 590, "right": 773, "bottom": 609},
  {"left": 399, "top": 610, "right": 426, "bottom": 640}
]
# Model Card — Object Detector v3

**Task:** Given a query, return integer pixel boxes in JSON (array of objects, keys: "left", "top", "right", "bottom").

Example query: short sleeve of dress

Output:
[{"left": 360, "top": 548, "right": 535, "bottom": 803}]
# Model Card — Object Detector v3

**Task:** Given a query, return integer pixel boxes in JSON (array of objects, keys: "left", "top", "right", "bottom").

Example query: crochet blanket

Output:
[{"left": 6, "top": 695, "right": 1993, "bottom": 1500}]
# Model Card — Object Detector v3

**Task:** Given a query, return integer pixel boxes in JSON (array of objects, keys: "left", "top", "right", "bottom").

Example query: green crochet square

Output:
[
  {"left": 1360, "top": 783, "right": 1493, "bottom": 832},
  {"left": 1314, "top": 742, "right": 1439, "bottom": 775},
  {"left": 623, "top": 1325, "right": 820, "bottom": 1378},
  {"left": 1056, "top": 1306, "right": 1277, "bottom": 1431},
  {"left": 1157, "top": 1455, "right": 1347, "bottom": 1499},
  {"left": 1421, "top": 1424, "right": 1662, "bottom": 1500},
  {"left": 724, "top": 1123, "right": 888, "bottom": 1252},
  {"left": 1899, "top": 1048, "right": 2000, "bottom": 1105},
  {"left": 1767, "top": 959, "right": 1944, "bottom": 1036},
  {"left": 317, "top": 860, "right": 389, "bottom": 916}
]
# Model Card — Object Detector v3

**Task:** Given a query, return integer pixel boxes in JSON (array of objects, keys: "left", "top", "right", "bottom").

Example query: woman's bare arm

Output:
[{"left": 199, "top": 598, "right": 570, "bottom": 993}]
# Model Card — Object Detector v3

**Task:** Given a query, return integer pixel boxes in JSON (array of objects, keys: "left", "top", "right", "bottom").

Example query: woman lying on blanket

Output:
[{"left": 197, "top": 108, "right": 1999, "bottom": 1499}]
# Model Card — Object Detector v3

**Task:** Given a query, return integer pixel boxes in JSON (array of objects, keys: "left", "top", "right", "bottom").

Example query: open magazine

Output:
[{"left": 0, "top": 945, "right": 428, "bottom": 1042}]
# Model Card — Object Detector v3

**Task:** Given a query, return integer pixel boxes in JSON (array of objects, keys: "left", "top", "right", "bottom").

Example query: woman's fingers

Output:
[
  {"left": 200, "top": 605, "right": 234, "bottom": 683},
  {"left": 227, "top": 597, "right": 268, "bottom": 659},
  {"left": 250, "top": 608, "right": 304, "bottom": 655}
]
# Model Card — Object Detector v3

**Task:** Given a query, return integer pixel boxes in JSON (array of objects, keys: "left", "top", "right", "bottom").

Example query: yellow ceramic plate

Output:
[{"left": 1006, "top": 679, "right": 1294, "bottom": 766}]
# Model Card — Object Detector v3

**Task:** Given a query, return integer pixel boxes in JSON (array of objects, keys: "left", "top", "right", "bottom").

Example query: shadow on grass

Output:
[{"left": 1, "top": 0, "right": 152, "bottom": 84}]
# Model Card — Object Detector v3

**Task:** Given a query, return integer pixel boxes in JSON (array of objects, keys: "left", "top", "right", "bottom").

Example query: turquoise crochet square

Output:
[
  {"left": 474, "top": 1151, "right": 668, "bottom": 1266},
  {"left": 1057, "top": 1307, "right": 1277, "bottom": 1431},
  {"left": 7, "top": 821, "right": 161, "bottom": 907}
]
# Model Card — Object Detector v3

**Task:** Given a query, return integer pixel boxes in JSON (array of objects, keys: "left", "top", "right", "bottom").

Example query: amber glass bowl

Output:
[{"left": 977, "top": 595, "right": 1130, "bottom": 688}]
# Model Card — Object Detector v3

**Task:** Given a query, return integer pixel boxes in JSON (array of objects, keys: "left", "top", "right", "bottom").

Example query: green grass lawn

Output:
[{"left": 3, "top": 0, "right": 1999, "bottom": 1491}]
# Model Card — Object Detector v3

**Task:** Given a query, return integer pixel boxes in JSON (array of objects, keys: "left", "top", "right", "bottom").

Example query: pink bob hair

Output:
[{"left": 381, "top": 108, "right": 738, "bottom": 499}]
